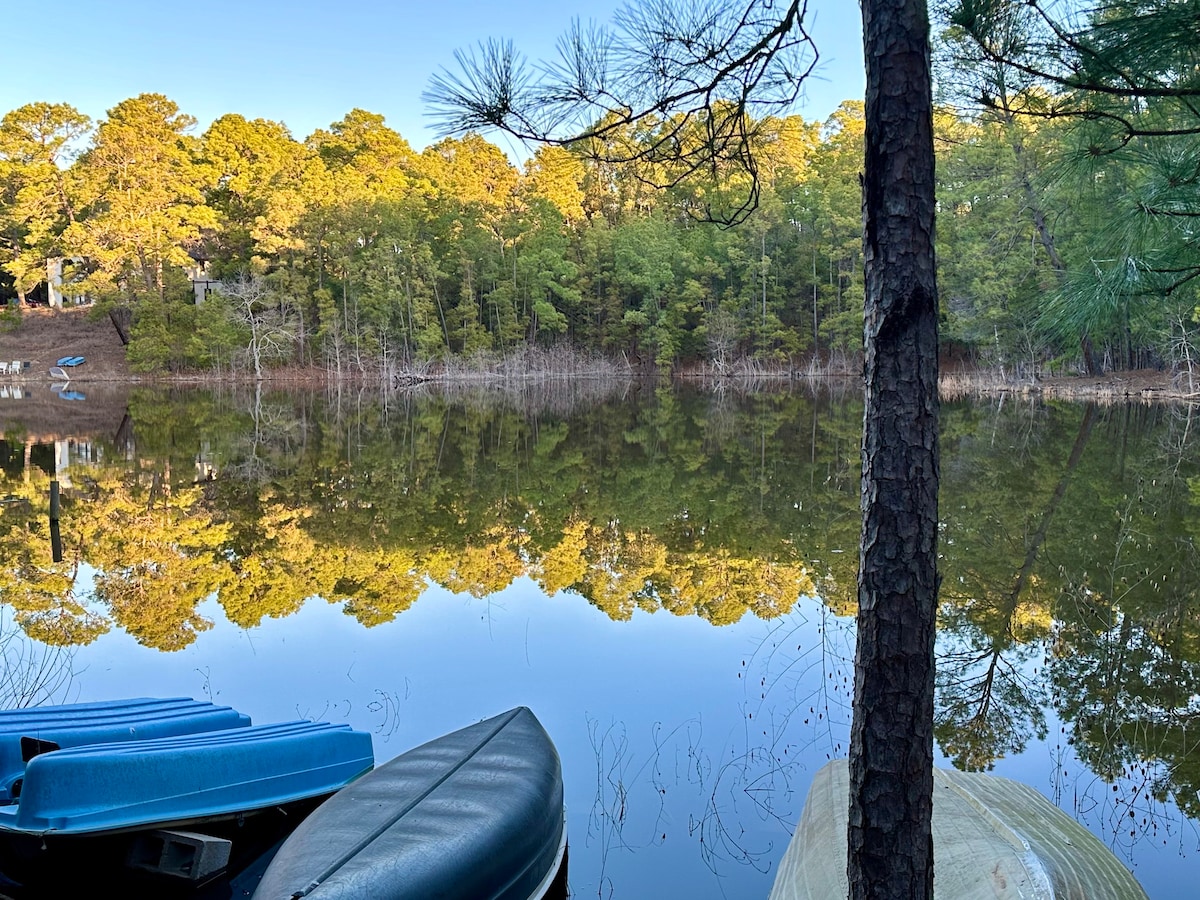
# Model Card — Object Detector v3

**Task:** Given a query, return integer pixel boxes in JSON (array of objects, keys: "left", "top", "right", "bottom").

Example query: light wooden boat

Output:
[{"left": 770, "top": 758, "right": 1149, "bottom": 900}]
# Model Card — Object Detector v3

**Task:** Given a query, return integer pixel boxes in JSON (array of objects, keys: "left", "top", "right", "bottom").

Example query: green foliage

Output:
[
  {"left": 64, "top": 94, "right": 216, "bottom": 304},
  {"left": 944, "top": 0, "right": 1200, "bottom": 372},
  {"left": 0, "top": 102, "right": 91, "bottom": 296},
  {"left": 125, "top": 301, "right": 172, "bottom": 372},
  {"left": 194, "top": 289, "right": 254, "bottom": 373},
  {"left": 0, "top": 306, "right": 20, "bottom": 333},
  {"left": 127, "top": 293, "right": 212, "bottom": 372}
]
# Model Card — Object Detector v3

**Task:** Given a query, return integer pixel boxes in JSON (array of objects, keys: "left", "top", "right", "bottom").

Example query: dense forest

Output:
[{"left": 0, "top": 3, "right": 1196, "bottom": 379}]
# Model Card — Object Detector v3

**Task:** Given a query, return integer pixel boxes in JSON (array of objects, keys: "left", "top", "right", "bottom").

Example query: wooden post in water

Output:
[{"left": 49, "top": 480, "right": 62, "bottom": 563}]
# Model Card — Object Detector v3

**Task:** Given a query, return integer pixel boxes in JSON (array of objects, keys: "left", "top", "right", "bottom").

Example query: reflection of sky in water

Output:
[
  {"left": 66, "top": 580, "right": 839, "bottom": 898},
  {"left": 50, "top": 576, "right": 1197, "bottom": 899}
]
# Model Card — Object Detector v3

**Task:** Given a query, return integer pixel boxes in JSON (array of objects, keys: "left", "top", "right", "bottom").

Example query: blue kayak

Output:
[
  {"left": 252, "top": 707, "right": 566, "bottom": 900},
  {"left": 0, "top": 719, "right": 373, "bottom": 836},
  {"left": 0, "top": 697, "right": 251, "bottom": 802},
  {"left": 0, "top": 699, "right": 373, "bottom": 893}
]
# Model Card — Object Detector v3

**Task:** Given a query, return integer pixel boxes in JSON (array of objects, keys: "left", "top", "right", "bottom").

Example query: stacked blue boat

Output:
[
  {"left": 0, "top": 697, "right": 373, "bottom": 894},
  {"left": 0, "top": 699, "right": 568, "bottom": 900}
]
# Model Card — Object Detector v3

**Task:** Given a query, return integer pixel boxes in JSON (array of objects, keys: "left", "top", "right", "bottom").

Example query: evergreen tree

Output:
[
  {"left": 947, "top": 0, "right": 1200, "bottom": 374},
  {"left": 0, "top": 103, "right": 90, "bottom": 303}
]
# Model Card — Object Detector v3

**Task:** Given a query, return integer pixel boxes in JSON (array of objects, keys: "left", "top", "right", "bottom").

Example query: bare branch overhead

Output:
[{"left": 423, "top": 0, "right": 819, "bottom": 224}]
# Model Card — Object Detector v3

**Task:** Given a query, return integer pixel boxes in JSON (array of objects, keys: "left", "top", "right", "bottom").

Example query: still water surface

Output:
[{"left": 0, "top": 382, "right": 1197, "bottom": 898}]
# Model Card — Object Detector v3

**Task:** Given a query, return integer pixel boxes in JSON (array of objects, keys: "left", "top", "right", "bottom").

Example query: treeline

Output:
[{"left": 0, "top": 42, "right": 1195, "bottom": 377}]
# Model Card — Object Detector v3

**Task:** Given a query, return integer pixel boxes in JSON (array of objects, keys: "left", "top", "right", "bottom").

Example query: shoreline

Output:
[
  {"left": 2, "top": 308, "right": 1197, "bottom": 404},
  {"left": 4, "top": 367, "right": 1197, "bottom": 400}
]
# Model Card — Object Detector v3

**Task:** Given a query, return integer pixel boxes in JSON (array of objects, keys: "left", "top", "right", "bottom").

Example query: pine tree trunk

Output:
[
  {"left": 1004, "top": 112, "right": 1100, "bottom": 376},
  {"left": 850, "top": 2, "right": 940, "bottom": 898}
]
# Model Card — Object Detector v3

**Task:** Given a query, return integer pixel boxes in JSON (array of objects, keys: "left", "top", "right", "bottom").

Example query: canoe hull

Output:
[{"left": 251, "top": 706, "right": 566, "bottom": 900}]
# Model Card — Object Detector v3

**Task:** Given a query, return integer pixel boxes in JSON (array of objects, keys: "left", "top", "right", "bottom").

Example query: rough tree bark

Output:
[{"left": 849, "top": 2, "right": 940, "bottom": 899}]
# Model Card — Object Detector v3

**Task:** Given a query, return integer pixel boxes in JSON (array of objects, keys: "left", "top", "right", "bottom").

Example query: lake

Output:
[{"left": 0, "top": 381, "right": 1197, "bottom": 898}]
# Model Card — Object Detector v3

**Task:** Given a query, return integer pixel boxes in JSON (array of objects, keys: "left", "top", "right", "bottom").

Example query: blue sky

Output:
[{"left": 3, "top": 1, "right": 864, "bottom": 152}]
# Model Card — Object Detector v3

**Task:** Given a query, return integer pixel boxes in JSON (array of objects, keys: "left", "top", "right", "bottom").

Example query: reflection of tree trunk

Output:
[
  {"left": 113, "top": 412, "right": 135, "bottom": 454},
  {"left": 972, "top": 650, "right": 999, "bottom": 722},
  {"left": 1108, "top": 611, "right": 1135, "bottom": 694},
  {"left": 1117, "top": 404, "right": 1131, "bottom": 482},
  {"left": 1172, "top": 405, "right": 1193, "bottom": 478},
  {"left": 943, "top": 404, "right": 1098, "bottom": 772},
  {"left": 149, "top": 471, "right": 164, "bottom": 507},
  {"left": 252, "top": 382, "right": 264, "bottom": 448},
  {"left": 1009, "top": 403, "right": 1097, "bottom": 605}
]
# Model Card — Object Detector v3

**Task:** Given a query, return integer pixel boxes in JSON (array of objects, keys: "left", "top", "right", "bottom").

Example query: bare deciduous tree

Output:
[{"left": 218, "top": 274, "right": 299, "bottom": 380}]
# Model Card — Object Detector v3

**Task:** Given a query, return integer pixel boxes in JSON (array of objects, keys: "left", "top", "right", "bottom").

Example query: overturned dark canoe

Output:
[{"left": 251, "top": 706, "right": 567, "bottom": 900}]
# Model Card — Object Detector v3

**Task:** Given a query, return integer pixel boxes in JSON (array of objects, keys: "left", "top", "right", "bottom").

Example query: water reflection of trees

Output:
[
  {"left": 0, "top": 385, "right": 852, "bottom": 646},
  {"left": 0, "top": 459, "right": 106, "bottom": 647},
  {"left": 1051, "top": 496, "right": 1200, "bottom": 824},
  {"left": 934, "top": 403, "right": 1200, "bottom": 782},
  {"left": 932, "top": 403, "right": 1097, "bottom": 771},
  {"left": 0, "top": 611, "right": 74, "bottom": 709},
  {"left": 582, "top": 607, "right": 858, "bottom": 888},
  {"left": 2, "top": 387, "right": 1199, "bottom": 831},
  {"left": 931, "top": 399, "right": 1200, "bottom": 857}
]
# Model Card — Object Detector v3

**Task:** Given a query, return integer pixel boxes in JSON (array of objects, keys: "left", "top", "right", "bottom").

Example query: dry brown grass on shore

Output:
[
  {"left": 4, "top": 309, "right": 1198, "bottom": 403},
  {"left": 938, "top": 368, "right": 1199, "bottom": 403},
  {"left": 421, "top": 346, "right": 629, "bottom": 382},
  {"left": 0, "top": 306, "right": 130, "bottom": 381}
]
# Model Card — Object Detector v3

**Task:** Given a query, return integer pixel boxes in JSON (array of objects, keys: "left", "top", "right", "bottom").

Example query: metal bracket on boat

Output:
[
  {"left": 19, "top": 737, "right": 59, "bottom": 763},
  {"left": 126, "top": 829, "right": 232, "bottom": 882}
]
